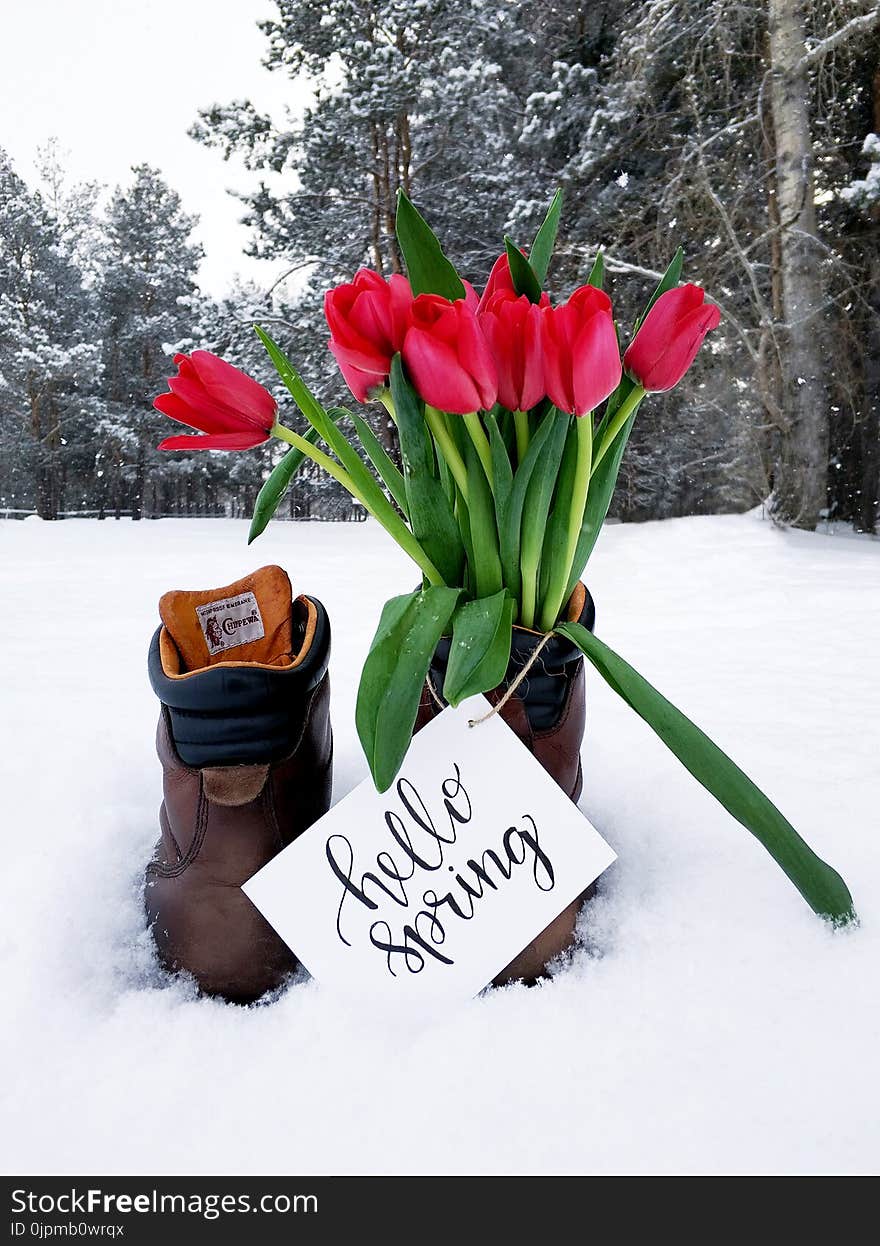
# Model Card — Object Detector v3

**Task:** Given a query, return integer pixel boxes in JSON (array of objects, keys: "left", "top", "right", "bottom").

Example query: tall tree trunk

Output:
[
  {"left": 29, "top": 384, "right": 59, "bottom": 520},
  {"left": 757, "top": 39, "right": 786, "bottom": 494},
  {"left": 131, "top": 439, "right": 146, "bottom": 521},
  {"left": 858, "top": 66, "right": 880, "bottom": 534},
  {"left": 859, "top": 268, "right": 880, "bottom": 533},
  {"left": 768, "top": 0, "right": 829, "bottom": 529},
  {"left": 369, "top": 121, "right": 384, "bottom": 273}
]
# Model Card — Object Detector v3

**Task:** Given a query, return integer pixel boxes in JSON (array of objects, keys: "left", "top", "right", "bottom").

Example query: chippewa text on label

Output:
[{"left": 196, "top": 590, "right": 265, "bottom": 655}]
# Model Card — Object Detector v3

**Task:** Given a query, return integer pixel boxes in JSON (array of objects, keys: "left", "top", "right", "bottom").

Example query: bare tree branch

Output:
[{"left": 800, "top": 7, "right": 880, "bottom": 69}]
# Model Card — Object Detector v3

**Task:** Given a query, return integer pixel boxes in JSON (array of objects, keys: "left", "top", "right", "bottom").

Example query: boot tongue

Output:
[{"left": 159, "top": 565, "right": 294, "bottom": 671}]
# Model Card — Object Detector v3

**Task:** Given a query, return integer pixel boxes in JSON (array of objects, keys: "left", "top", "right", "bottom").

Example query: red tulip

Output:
[
  {"left": 461, "top": 279, "right": 480, "bottom": 313},
  {"left": 478, "top": 253, "right": 517, "bottom": 312},
  {"left": 541, "top": 286, "right": 622, "bottom": 416},
  {"left": 478, "top": 290, "right": 545, "bottom": 412},
  {"left": 623, "top": 284, "right": 721, "bottom": 392},
  {"left": 478, "top": 252, "right": 550, "bottom": 313},
  {"left": 155, "top": 351, "right": 276, "bottom": 450},
  {"left": 325, "top": 269, "right": 413, "bottom": 401},
  {"left": 402, "top": 294, "right": 498, "bottom": 413}
]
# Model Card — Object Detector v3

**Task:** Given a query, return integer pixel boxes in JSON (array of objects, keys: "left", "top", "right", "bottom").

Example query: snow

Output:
[
  {"left": 1, "top": 511, "right": 878, "bottom": 1176},
  {"left": 841, "top": 133, "right": 880, "bottom": 209}
]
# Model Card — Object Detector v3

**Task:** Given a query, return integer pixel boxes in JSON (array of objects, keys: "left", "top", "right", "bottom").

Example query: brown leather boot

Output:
[
  {"left": 144, "top": 566, "right": 332, "bottom": 1003},
  {"left": 414, "top": 583, "right": 595, "bottom": 986}
]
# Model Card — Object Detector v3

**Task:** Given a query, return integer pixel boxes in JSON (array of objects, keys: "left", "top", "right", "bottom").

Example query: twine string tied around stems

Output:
[{"left": 425, "top": 631, "right": 556, "bottom": 727}]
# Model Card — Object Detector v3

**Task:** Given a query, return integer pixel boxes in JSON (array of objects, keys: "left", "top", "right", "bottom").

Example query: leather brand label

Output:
[{"left": 196, "top": 591, "right": 265, "bottom": 655}]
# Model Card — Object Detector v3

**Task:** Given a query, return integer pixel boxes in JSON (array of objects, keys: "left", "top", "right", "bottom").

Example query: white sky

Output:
[{"left": 0, "top": 0, "right": 311, "bottom": 294}]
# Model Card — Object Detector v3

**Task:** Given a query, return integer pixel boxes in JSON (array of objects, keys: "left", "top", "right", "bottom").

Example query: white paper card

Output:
[{"left": 243, "top": 695, "right": 616, "bottom": 1008}]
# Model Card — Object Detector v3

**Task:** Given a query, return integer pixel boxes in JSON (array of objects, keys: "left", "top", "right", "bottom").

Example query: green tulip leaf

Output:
[
  {"left": 389, "top": 356, "right": 465, "bottom": 585},
  {"left": 556, "top": 622, "right": 856, "bottom": 925},
  {"left": 519, "top": 412, "right": 570, "bottom": 596},
  {"left": 529, "top": 188, "right": 563, "bottom": 285},
  {"left": 396, "top": 192, "right": 466, "bottom": 300},
  {"left": 497, "top": 408, "right": 559, "bottom": 600},
  {"left": 587, "top": 249, "right": 605, "bottom": 290},
  {"left": 565, "top": 383, "right": 642, "bottom": 596},
  {"left": 462, "top": 433, "right": 504, "bottom": 599},
  {"left": 454, "top": 479, "right": 476, "bottom": 599},
  {"left": 346, "top": 408, "right": 409, "bottom": 518},
  {"left": 539, "top": 415, "right": 580, "bottom": 605},
  {"left": 486, "top": 410, "right": 514, "bottom": 520},
  {"left": 357, "top": 586, "right": 461, "bottom": 791},
  {"left": 635, "top": 247, "right": 683, "bottom": 329},
  {"left": 255, "top": 324, "right": 448, "bottom": 584},
  {"left": 443, "top": 590, "right": 515, "bottom": 707},
  {"left": 504, "top": 235, "right": 543, "bottom": 304},
  {"left": 247, "top": 411, "right": 343, "bottom": 544},
  {"left": 255, "top": 325, "right": 401, "bottom": 528}
]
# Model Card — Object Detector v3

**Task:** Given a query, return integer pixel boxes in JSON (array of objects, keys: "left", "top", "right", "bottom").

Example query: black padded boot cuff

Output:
[
  {"left": 148, "top": 595, "right": 331, "bottom": 767},
  {"left": 429, "top": 586, "right": 595, "bottom": 731}
]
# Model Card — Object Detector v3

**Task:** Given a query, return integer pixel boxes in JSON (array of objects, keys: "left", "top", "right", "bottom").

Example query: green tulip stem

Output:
[
  {"left": 376, "top": 389, "right": 397, "bottom": 424},
  {"left": 538, "top": 413, "right": 593, "bottom": 632},
  {"left": 462, "top": 411, "right": 494, "bottom": 489},
  {"left": 425, "top": 405, "right": 469, "bottom": 502},
  {"left": 271, "top": 422, "right": 445, "bottom": 586},
  {"left": 519, "top": 556, "right": 539, "bottom": 629},
  {"left": 514, "top": 409, "right": 530, "bottom": 464},
  {"left": 520, "top": 470, "right": 547, "bottom": 629},
  {"left": 591, "top": 384, "right": 646, "bottom": 475}
]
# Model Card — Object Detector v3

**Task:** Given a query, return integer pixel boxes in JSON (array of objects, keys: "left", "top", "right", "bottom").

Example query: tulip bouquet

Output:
[{"left": 154, "top": 190, "right": 854, "bottom": 926}]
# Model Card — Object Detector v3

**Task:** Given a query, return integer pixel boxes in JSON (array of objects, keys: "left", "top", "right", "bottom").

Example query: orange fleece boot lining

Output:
[{"left": 157, "top": 565, "right": 316, "bottom": 677}]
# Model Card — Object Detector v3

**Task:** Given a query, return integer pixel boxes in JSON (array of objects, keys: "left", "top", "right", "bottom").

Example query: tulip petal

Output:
[
  {"left": 388, "top": 273, "right": 415, "bottom": 346},
  {"left": 189, "top": 350, "right": 277, "bottom": 428},
  {"left": 478, "top": 254, "right": 515, "bottom": 312},
  {"left": 328, "top": 295, "right": 394, "bottom": 369},
  {"left": 571, "top": 312, "right": 623, "bottom": 415},
  {"left": 454, "top": 306, "right": 498, "bottom": 409},
  {"left": 541, "top": 309, "right": 573, "bottom": 414},
  {"left": 624, "top": 285, "right": 720, "bottom": 391},
  {"left": 328, "top": 333, "right": 392, "bottom": 374},
  {"left": 461, "top": 280, "right": 480, "bottom": 313},
  {"left": 639, "top": 283, "right": 705, "bottom": 341},
  {"left": 540, "top": 289, "right": 621, "bottom": 415},
  {"left": 166, "top": 374, "right": 254, "bottom": 433},
  {"left": 478, "top": 310, "right": 513, "bottom": 408},
  {"left": 348, "top": 293, "right": 393, "bottom": 353},
  {"left": 324, "top": 270, "right": 412, "bottom": 382},
  {"left": 329, "top": 341, "right": 386, "bottom": 403},
  {"left": 483, "top": 294, "right": 545, "bottom": 411},
  {"left": 153, "top": 391, "right": 213, "bottom": 431},
  {"left": 171, "top": 354, "right": 201, "bottom": 386},
  {"left": 403, "top": 328, "right": 482, "bottom": 414},
  {"left": 519, "top": 304, "right": 546, "bottom": 411},
  {"left": 158, "top": 431, "right": 269, "bottom": 451},
  {"left": 624, "top": 284, "right": 705, "bottom": 383},
  {"left": 632, "top": 303, "right": 720, "bottom": 391},
  {"left": 324, "top": 286, "right": 357, "bottom": 340}
]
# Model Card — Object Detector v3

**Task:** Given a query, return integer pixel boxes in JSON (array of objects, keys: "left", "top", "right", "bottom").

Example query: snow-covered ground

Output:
[{"left": 1, "top": 512, "right": 878, "bottom": 1176}]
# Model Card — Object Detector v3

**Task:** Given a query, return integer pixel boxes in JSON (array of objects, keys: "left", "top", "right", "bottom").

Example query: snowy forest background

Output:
[{"left": 1, "top": 0, "right": 878, "bottom": 533}]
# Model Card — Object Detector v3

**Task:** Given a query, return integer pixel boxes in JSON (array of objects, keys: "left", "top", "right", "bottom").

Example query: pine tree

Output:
[
  {"left": 98, "top": 166, "right": 202, "bottom": 518},
  {"left": 513, "top": 0, "right": 880, "bottom": 527},
  {"left": 190, "top": 0, "right": 528, "bottom": 450},
  {"left": 833, "top": 60, "right": 880, "bottom": 533},
  {"left": 0, "top": 148, "right": 99, "bottom": 518}
]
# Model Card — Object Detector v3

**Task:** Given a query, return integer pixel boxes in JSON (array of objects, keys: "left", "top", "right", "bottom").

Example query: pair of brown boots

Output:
[{"left": 145, "top": 566, "right": 595, "bottom": 1003}]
